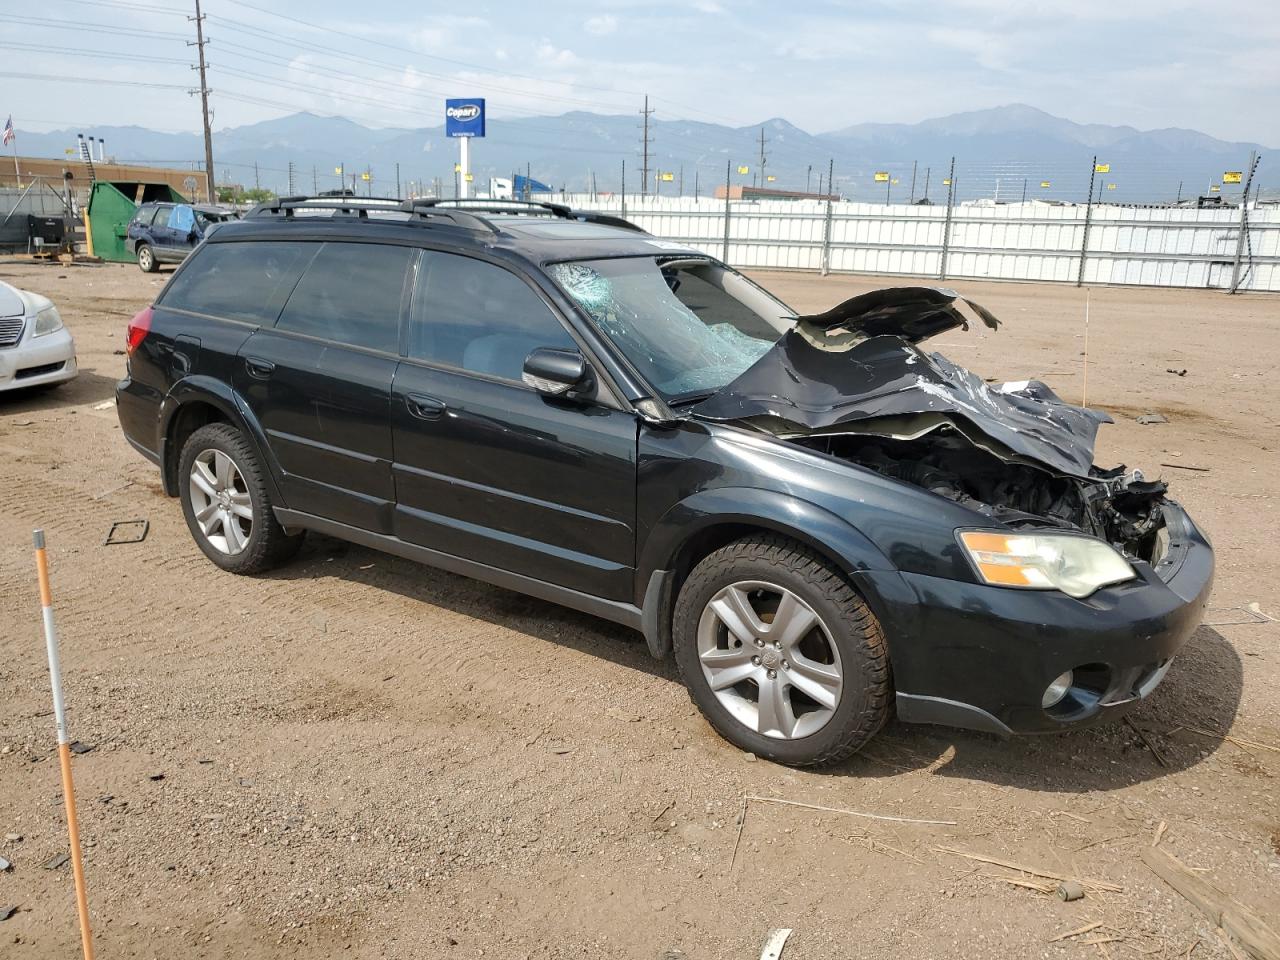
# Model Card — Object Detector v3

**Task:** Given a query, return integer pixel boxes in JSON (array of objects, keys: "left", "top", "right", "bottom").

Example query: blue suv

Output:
[{"left": 126, "top": 202, "right": 236, "bottom": 273}]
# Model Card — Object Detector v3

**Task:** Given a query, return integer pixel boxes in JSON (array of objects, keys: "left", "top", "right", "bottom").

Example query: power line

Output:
[
  {"left": 0, "top": 71, "right": 189, "bottom": 90},
  {"left": 0, "top": 41, "right": 189, "bottom": 65},
  {"left": 0, "top": 14, "right": 188, "bottom": 39}
]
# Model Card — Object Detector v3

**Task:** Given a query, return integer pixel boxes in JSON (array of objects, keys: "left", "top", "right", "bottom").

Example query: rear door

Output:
[
  {"left": 390, "top": 250, "right": 638, "bottom": 601},
  {"left": 148, "top": 204, "right": 176, "bottom": 258},
  {"left": 236, "top": 240, "right": 413, "bottom": 533}
]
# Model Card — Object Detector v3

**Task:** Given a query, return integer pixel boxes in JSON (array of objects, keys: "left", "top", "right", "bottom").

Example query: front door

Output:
[
  {"left": 391, "top": 250, "right": 638, "bottom": 601},
  {"left": 235, "top": 240, "right": 413, "bottom": 533}
]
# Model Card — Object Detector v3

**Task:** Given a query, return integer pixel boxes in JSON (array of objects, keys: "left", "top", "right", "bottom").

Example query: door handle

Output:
[
  {"left": 406, "top": 393, "right": 446, "bottom": 420},
  {"left": 244, "top": 356, "right": 275, "bottom": 379}
]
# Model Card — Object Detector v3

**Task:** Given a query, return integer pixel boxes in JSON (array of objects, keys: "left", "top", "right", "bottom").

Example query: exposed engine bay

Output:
[
  {"left": 794, "top": 431, "right": 1168, "bottom": 563},
  {"left": 692, "top": 286, "right": 1171, "bottom": 564}
]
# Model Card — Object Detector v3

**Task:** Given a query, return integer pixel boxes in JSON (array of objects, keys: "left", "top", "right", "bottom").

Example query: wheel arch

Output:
[
  {"left": 159, "top": 377, "right": 285, "bottom": 506},
  {"left": 638, "top": 488, "right": 898, "bottom": 661}
]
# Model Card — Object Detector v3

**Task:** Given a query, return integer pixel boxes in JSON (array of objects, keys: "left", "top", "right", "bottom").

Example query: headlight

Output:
[
  {"left": 958, "top": 530, "right": 1135, "bottom": 599},
  {"left": 33, "top": 305, "right": 64, "bottom": 337}
]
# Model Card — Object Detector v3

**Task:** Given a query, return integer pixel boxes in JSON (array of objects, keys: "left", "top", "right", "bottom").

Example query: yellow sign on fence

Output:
[
  {"left": 1095, "top": 163, "right": 1110, "bottom": 173},
  {"left": 766, "top": 175, "right": 776, "bottom": 182},
  {"left": 1106, "top": 182, "right": 1116, "bottom": 190},
  {"left": 737, "top": 165, "right": 749, "bottom": 175},
  {"left": 874, "top": 171, "right": 890, "bottom": 182},
  {"left": 361, "top": 172, "right": 370, "bottom": 181},
  {"left": 1223, "top": 171, "right": 1243, "bottom": 184},
  {"left": 334, "top": 166, "right": 342, "bottom": 175},
  {"left": 1040, "top": 181, "right": 1051, "bottom": 188},
  {"left": 942, "top": 178, "right": 952, "bottom": 186},
  {"left": 660, "top": 172, "right": 674, "bottom": 181}
]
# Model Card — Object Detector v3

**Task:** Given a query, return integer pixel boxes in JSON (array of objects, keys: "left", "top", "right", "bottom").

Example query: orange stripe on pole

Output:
[
  {"left": 58, "top": 742, "right": 95, "bottom": 960},
  {"left": 36, "top": 545, "right": 53, "bottom": 608}
]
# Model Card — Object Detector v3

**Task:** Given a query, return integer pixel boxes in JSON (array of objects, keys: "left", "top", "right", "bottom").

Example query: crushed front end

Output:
[{"left": 694, "top": 286, "right": 1214, "bottom": 734}]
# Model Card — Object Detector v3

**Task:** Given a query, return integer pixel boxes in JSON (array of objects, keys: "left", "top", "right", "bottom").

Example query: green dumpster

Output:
[{"left": 86, "top": 181, "right": 188, "bottom": 262}]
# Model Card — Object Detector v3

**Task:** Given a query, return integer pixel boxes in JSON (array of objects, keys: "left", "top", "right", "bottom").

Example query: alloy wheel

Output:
[
  {"left": 696, "top": 580, "right": 844, "bottom": 739},
  {"left": 188, "top": 448, "right": 253, "bottom": 555}
]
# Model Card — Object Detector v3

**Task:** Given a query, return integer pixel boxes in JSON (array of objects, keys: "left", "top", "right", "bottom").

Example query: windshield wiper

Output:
[{"left": 668, "top": 391, "right": 717, "bottom": 407}]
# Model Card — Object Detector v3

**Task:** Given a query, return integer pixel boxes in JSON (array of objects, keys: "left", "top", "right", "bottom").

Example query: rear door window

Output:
[
  {"left": 131, "top": 205, "right": 154, "bottom": 224},
  {"left": 275, "top": 242, "right": 412, "bottom": 354},
  {"left": 150, "top": 205, "right": 172, "bottom": 226},
  {"left": 159, "top": 241, "right": 314, "bottom": 324},
  {"left": 407, "top": 251, "right": 575, "bottom": 381}
]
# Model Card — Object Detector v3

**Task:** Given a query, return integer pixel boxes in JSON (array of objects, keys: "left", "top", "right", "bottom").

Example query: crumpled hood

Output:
[{"left": 692, "top": 286, "right": 1110, "bottom": 479}]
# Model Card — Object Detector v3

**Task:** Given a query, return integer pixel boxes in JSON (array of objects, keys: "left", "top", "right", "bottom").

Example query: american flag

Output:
[{"left": 2, "top": 116, "right": 13, "bottom": 147}]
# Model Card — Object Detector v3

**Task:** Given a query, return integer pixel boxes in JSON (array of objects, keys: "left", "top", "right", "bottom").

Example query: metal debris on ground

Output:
[
  {"left": 1137, "top": 413, "right": 1169, "bottom": 425},
  {"left": 0, "top": 856, "right": 10, "bottom": 872},
  {"left": 42, "top": 852, "right": 70, "bottom": 870},
  {"left": 68, "top": 740, "right": 93, "bottom": 755},
  {"left": 1057, "top": 880, "right": 1086, "bottom": 901},
  {"left": 148, "top": 771, "right": 165, "bottom": 781},
  {"left": 0, "top": 906, "right": 17, "bottom": 922},
  {"left": 759, "top": 928, "right": 793, "bottom": 960},
  {"left": 1166, "top": 368, "right": 1188, "bottom": 376},
  {"left": 1160, "top": 463, "right": 1211, "bottom": 472},
  {"left": 104, "top": 518, "right": 149, "bottom": 545}
]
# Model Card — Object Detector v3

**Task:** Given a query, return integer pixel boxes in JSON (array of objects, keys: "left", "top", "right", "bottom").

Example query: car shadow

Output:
[
  {"left": 269, "top": 534, "right": 1240, "bottom": 791},
  {"left": 271, "top": 533, "right": 676, "bottom": 682},
  {"left": 827, "top": 624, "right": 1243, "bottom": 791},
  {"left": 0, "top": 368, "right": 120, "bottom": 411}
]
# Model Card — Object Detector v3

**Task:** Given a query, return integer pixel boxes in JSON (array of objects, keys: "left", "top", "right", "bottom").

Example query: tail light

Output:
[{"left": 126, "top": 306, "right": 153, "bottom": 356}]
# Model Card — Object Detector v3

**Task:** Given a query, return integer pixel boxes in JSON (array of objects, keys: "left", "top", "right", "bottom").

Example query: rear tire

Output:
[
  {"left": 673, "top": 534, "right": 890, "bottom": 766},
  {"left": 178, "top": 423, "right": 303, "bottom": 574},
  {"left": 137, "top": 244, "right": 158, "bottom": 273}
]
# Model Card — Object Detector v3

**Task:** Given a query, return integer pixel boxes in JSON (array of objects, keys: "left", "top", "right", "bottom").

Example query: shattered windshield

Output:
[{"left": 549, "top": 257, "right": 794, "bottom": 401}]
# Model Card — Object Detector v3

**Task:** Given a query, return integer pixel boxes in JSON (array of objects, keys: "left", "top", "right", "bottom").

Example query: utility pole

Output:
[
  {"left": 312, "top": 165, "right": 317, "bottom": 194},
  {"left": 621, "top": 158, "right": 626, "bottom": 218},
  {"left": 694, "top": 168, "right": 699, "bottom": 199},
  {"left": 806, "top": 164, "right": 812, "bottom": 194},
  {"left": 189, "top": 0, "right": 216, "bottom": 203},
  {"left": 286, "top": 160, "right": 295, "bottom": 195},
  {"left": 639, "top": 95, "right": 654, "bottom": 197},
  {"left": 679, "top": 163, "right": 684, "bottom": 197},
  {"left": 253, "top": 161, "right": 260, "bottom": 192},
  {"left": 923, "top": 166, "right": 931, "bottom": 203},
  {"left": 758, "top": 126, "right": 768, "bottom": 187},
  {"left": 395, "top": 162, "right": 401, "bottom": 200},
  {"left": 909, "top": 160, "right": 918, "bottom": 203}
]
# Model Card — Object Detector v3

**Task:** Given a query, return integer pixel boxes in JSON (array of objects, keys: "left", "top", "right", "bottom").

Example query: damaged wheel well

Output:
[{"left": 164, "top": 401, "right": 228, "bottom": 495}]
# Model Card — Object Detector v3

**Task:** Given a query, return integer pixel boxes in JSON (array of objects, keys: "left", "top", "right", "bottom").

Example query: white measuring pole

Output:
[
  {"left": 459, "top": 136, "right": 471, "bottom": 199},
  {"left": 34, "top": 529, "right": 96, "bottom": 960}
]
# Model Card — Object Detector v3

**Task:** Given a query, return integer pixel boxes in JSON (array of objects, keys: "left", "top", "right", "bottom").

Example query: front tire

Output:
[
  {"left": 673, "top": 535, "right": 890, "bottom": 766},
  {"left": 178, "top": 423, "right": 303, "bottom": 574},
  {"left": 137, "top": 243, "right": 158, "bottom": 273}
]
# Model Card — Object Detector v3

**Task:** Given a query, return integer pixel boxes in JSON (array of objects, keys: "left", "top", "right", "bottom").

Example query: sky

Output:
[{"left": 1, "top": 0, "right": 1277, "bottom": 145}]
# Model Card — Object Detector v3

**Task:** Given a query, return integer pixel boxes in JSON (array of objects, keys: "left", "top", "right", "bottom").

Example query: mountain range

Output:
[{"left": 16, "top": 104, "right": 1271, "bottom": 203}]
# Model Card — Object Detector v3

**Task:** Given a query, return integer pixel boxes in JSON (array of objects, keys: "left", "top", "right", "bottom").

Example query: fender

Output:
[
  {"left": 637, "top": 487, "right": 923, "bottom": 676},
  {"left": 639, "top": 486, "right": 896, "bottom": 588},
  {"left": 158, "top": 375, "right": 287, "bottom": 506}
]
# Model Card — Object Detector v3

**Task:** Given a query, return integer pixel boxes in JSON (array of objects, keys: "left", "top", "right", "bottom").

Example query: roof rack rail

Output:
[
  {"left": 569, "top": 211, "right": 649, "bottom": 234},
  {"left": 407, "top": 198, "right": 574, "bottom": 219},
  {"left": 242, "top": 196, "right": 496, "bottom": 233}
]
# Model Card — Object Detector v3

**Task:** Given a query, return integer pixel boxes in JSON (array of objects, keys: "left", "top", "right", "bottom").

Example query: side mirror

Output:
[{"left": 522, "top": 347, "right": 593, "bottom": 397}]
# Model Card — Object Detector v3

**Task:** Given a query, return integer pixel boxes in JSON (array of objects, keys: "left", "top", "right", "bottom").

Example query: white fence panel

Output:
[{"left": 552, "top": 193, "right": 1280, "bottom": 292}]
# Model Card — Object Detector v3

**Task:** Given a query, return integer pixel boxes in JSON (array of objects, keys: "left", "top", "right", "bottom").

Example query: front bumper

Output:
[
  {"left": 869, "top": 502, "right": 1213, "bottom": 736},
  {"left": 0, "top": 325, "right": 78, "bottom": 391}
]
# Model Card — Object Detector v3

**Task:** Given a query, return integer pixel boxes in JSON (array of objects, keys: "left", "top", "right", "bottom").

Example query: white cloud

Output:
[{"left": 585, "top": 15, "right": 618, "bottom": 35}]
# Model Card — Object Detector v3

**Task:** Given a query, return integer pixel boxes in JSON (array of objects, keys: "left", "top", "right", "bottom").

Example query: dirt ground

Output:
[{"left": 1, "top": 258, "right": 1278, "bottom": 960}]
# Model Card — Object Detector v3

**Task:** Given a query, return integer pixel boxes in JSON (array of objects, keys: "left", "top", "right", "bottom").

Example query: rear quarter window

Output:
[{"left": 158, "top": 241, "right": 314, "bottom": 324}]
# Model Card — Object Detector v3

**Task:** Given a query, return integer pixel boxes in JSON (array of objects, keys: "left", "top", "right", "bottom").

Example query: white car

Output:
[{"left": 0, "top": 280, "right": 78, "bottom": 392}]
